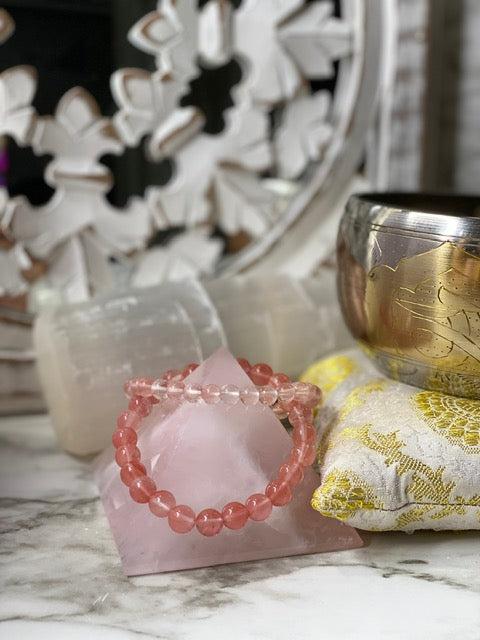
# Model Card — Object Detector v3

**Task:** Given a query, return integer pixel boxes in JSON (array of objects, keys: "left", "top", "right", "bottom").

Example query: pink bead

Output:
[
  {"left": 184, "top": 382, "right": 202, "bottom": 403},
  {"left": 120, "top": 462, "right": 147, "bottom": 486},
  {"left": 117, "top": 411, "right": 141, "bottom": 430},
  {"left": 168, "top": 505, "right": 196, "bottom": 533},
  {"left": 123, "top": 379, "right": 135, "bottom": 397},
  {"left": 295, "top": 381, "right": 322, "bottom": 408},
  {"left": 289, "top": 403, "right": 313, "bottom": 428},
  {"left": 240, "top": 387, "right": 260, "bottom": 406},
  {"left": 273, "top": 405, "right": 289, "bottom": 419},
  {"left": 250, "top": 363, "right": 273, "bottom": 386},
  {"left": 115, "top": 444, "right": 141, "bottom": 466},
  {"left": 292, "top": 425, "right": 316, "bottom": 447},
  {"left": 182, "top": 363, "right": 198, "bottom": 378},
  {"left": 259, "top": 385, "right": 278, "bottom": 406},
  {"left": 265, "top": 479, "right": 292, "bottom": 506},
  {"left": 167, "top": 380, "right": 185, "bottom": 399},
  {"left": 112, "top": 427, "right": 137, "bottom": 448},
  {"left": 278, "top": 462, "right": 304, "bottom": 487},
  {"left": 222, "top": 502, "right": 249, "bottom": 530},
  {"left": 196, "top": 509, "right": 224, "bottom": 537},
  {"left": 220, "top": 384, "right": 240, "bottom": 405},
  {"left": 164, "top": 369, "right": 182, "bottom": 382},
  {"left": 129, "top": 476, "right": 156, "bottom": 503},
  {"left": 151, "top": 378, "right": 168, "bottom": 400},
  {"left": 237, "top": 358, "right": 251, "bottom": 374},
  {"left": 246, "top": 493, "right": 272, "bottom": 521},
  {"left": 134, "top": 377, "right": 154, "bottom": 397},
  {"left": 270, "top": 373, "right": 291, "bottom": 388},
  {"left": 128, "top": 396, "right": 152, "bottom": 417},
  {"left": 290, "top": 443, "right": 316, "bottom": 467},
  {"left": 149, "top": 490, "right": 176, "bottom": 517},
  {"left": 202, "top": 384, "right": 221, "bottom": 404},
  {"left": 278, "top": 383, "right": 296, "bottom": 404}
]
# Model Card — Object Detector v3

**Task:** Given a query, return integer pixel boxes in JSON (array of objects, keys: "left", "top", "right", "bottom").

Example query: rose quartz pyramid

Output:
[{"left": 95, "top": 348, "right": 363, "bottom": 575}]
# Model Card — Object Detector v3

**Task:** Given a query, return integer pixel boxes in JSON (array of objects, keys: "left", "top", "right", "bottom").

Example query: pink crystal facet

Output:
[{"left": 95, "top": 347, "right": 363, "bottom": 576}]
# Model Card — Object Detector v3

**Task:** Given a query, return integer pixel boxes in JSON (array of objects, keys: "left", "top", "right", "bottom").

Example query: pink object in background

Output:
[{"left": 94, "top": 348, "right": 363, "bottom": 576}]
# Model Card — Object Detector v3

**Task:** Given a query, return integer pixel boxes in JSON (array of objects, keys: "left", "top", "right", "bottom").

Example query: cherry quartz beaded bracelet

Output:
[{"left": 113, "top": 359, "right": 322, "bottom": 537}]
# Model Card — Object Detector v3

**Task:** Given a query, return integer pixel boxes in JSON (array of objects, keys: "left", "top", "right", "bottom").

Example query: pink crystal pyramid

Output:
[{"left": 95, "top": 348, "right": 363, "bottom": 575}]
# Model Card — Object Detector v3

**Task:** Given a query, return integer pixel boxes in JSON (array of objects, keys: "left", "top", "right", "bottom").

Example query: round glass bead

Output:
[
  {"left": 149, "top": 490, "right": 176, "bottom": 517},
  {"left": 292, "top": 425, "right": 316, "bottom": 447},
  {"left": 115, "top": 444, "right": 141, "bottom": 466},
  {"left": 167, "top": 380, "right": 185, "bottom": 399},
  {"left": 270, "top": 373, "right": 290, "bottom": 388},
  {"left": 184, "top": 383, "right": 202, "bottom": 402},
  {"left": 123, "top": 379, "right": 136, "bottom": 397},
  {"left": 151, "top": 378, "right": 168, "bottom": 400},
  {"left": 265, "top": 479, "right": 292, "bottom": 506},
  {"left": 196, "top": 509, "right": 224, "bottom": 537},
  {"left": 129, "top": 476, "right": 156, "bottom": 503},
  {"left": 134, "top": 377, "right": 154, "bottom": 397},
  {"left": 290, "top": 443, "right": 316, "bottom": 467},
  {"left": 220, "top": 384, "right": 240, "bottom": 405},
  {"left": 250, "top": 363, "right": 273, "bottom": 386},
  {"left": 222, "top": 502, "right": 249, "bottom": 530},
  {"left": 237, "top": 358, "right": 251, "bottom": 373},
  {"left": 182, "top": 363, "right": 198, "bottom": 378},
  {"left": 259, "top": 386, "right": 278, "bottom": 406},
  {"left": 112, "top": 427, "right": 137, "bottom": 448},
  {"left": 120, "top": 462, "right": 147, "bottom": 486},
  {"left": 164, "top": 369, "right": 182, "bottom": 381},
  {"left": 117, "top": 411, "right": 141, "bottom": 430},
  {"left": 240, "top": 387, "right": 260, "bottom": 406},
  {"left": 278, "top": 461, "right": 304, "bottom": 487},
  {"left": 128, "top": 396, "right": 152, "bottom": 417},
  {"left": 202, "top": 384, "right": 221, "bottom": 404},
  {"left": 246, "top": 493, "right": 272, "bottom": 521},
  {"left": 278, "top": 383, "right": 295, "bottom": 404},
  {"left": 168, "top": 505, "right": 196, "bottom": 533},
  {"left": 295, "top": 381, "right": 322, "bottom": 408}
]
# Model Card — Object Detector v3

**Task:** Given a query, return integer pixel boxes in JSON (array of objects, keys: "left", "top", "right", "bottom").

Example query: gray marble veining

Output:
[{"left": 1, "top": 415, "right": 479, "bottom": 640}]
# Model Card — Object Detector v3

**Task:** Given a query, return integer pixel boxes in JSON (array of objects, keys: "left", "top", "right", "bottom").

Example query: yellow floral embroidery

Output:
[
  {"left": 311, "top": 469, "right": 383, "bottom": 520},
  {"left": 301, "top": 355, "right": 356, "bottom": 400},
  {"left": 413, "top": 391, "right": 480, "bottom": 453},
  {"left": 320, "top": 424, "right": 480, "bottom": 528},
  {"left": 338, "top": 379, "right": 386, "bottom": 421},
  {"left": 394, "top": 505, "right": 435, "bottom": 529}
]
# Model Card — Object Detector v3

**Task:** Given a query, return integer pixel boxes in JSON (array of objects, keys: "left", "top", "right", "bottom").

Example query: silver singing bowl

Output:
[{"left": 337, "top": 192, "right": 480, "bottom": 399}]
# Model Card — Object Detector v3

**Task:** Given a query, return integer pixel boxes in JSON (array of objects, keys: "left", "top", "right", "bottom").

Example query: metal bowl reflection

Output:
[{"left": 337, "top": 192, "right": 480, "bottom": 399}]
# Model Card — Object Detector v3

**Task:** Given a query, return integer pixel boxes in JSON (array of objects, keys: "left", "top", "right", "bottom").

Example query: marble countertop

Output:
[{"left": 1, "top": 414, "right": 479, "bottom": 640}]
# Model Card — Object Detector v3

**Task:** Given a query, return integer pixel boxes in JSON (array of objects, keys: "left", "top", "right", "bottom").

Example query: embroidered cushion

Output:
[{"left": 301, "top": 348, "right": 480, "bottom": 531}]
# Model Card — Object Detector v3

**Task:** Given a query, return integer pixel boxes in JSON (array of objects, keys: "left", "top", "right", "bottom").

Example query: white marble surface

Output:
[{"left": 1, "top": 414, "right": 480, "bottom": 640}]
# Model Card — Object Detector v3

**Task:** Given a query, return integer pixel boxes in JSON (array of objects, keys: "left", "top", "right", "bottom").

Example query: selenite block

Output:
[
  {"left": 34, "top": 280, "right": 226, "bottom": 455},
  {"left": 95, "top": 348, "right": 363, "bottom": 575}
]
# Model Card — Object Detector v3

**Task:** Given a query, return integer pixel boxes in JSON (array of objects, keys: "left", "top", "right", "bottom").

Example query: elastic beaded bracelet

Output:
[{"left": 113, "top": 359, "right": 322, "bottom": 537}]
